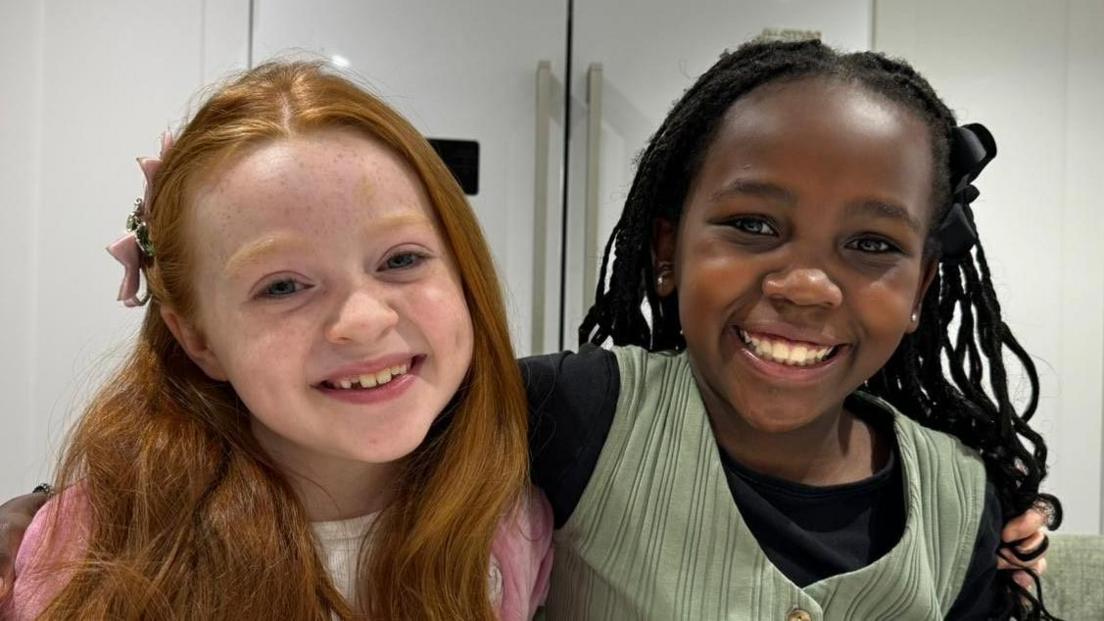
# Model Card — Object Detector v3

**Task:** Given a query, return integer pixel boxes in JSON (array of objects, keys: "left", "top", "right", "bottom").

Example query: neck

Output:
[
  {"left": 706, "top": 398, "right": 884, "bottom": 486},
  {"left": 251, "top": 419, "right": 399, "bottom": 522}
]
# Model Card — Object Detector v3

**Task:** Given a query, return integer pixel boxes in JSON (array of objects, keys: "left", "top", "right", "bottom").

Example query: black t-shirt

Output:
[{"left": 523, "top": 346, "right": 1003, "bottom": 620}]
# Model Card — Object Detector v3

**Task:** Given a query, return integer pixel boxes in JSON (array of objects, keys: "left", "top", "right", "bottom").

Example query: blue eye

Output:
[
  {"left": 727, "top": 217, "right": 777, "bottom": 236},
  {"left": 847, "top": 237, "right": 898, "bottom": 254},
  {"left": 384, "top": 252, "right": 424, "bottom": 270},
  {"left": 261, "top": 278, "right": 306, "bottom": 298}
]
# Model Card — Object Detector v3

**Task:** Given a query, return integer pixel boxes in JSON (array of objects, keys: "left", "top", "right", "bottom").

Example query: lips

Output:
[
  {"left": 737, "top": 329, "right": 839, "bottom": 367},
  {"left": 730, "top": 326, "right": 849, "bottom": 381},
  {"left": 314, "top": 356, "right": 424, "bottom": 405},
  {"left": 322, "top": 361, "right": 411, "bottom": 390},
  {"left": 316, "top": 355, "right": 422, "bottom": 392}
]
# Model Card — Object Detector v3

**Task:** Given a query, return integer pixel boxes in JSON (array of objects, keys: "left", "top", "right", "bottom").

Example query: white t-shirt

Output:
[
  {"left": 311, "top": 512, "right": 377, "bottom": 606},
  {"left": 309, "top": 512, "right": 504, "bottom": 610}
]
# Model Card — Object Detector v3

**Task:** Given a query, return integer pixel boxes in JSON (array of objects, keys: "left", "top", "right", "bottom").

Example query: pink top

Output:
[{"left": 3, "top": 486, "right": 553, "bottom": 620}]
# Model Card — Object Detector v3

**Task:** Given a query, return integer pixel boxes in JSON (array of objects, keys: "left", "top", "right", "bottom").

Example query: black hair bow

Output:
[{"left": 938, "top": 123, "right": 996, "bottom": 260}]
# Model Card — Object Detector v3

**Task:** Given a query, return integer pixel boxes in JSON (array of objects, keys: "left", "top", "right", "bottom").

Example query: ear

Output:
[
  {"left": 652, "top": 218, "right": 678, "bottom": 298},
  {"left": 160, "top": 305, "right": 229, "bottom": 381},
  {"left": 906, "top": 259, "right": 939, "bottom": 334}
]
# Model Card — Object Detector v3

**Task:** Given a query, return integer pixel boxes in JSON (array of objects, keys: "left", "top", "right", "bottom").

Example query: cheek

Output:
[
  {"left": 407, "top": 272, "right": 474, "bottom": 364},
  {"left": 678, "top": 238, "right": 762, "bottom": 315},
  {"left": 204, "top": 310, "right": 315, "bottom": 403},
  {"left": 851, "top": 275, "right": 919, "bottom": 343}
]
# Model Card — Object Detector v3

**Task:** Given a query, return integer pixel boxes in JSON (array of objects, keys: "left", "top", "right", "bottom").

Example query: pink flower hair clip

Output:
[{"left": 106, "top": 130, "right": 174, "bottom": 307}]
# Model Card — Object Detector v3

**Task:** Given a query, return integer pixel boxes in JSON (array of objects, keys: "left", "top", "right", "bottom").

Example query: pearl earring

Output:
[{"left": 911, "top": 310, "right": 919, "bottom": 323}]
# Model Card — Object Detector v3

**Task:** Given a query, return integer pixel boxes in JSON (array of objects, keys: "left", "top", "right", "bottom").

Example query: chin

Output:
[
  {"left": 735, "top": 397, "right": 826, "bottom": 434},
  {"left": 342, "top": 446, "right": 417, "bottom": 465},
  {"left": 345, "top": 421, "right": 436, "bottom": 463},
  {"left": 742, "top": 414, "right": 818, "bottom": 435}
]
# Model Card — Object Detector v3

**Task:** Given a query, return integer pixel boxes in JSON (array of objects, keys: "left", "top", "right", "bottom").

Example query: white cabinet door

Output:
[
  {"left": 876, "top": 0, "right": 1104, "bottom": 535},
  {"left": 252, "top": 1, "right": 568, "bottom": 356},
  {"left": 562, "top": 0, "right": 873, "bottom": 348}
]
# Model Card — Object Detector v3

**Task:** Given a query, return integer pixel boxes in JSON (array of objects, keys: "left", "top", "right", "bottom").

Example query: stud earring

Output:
[
  {"left": 655, "top": 262, "right": 674, "bottom": 295},
  {"left": 910, "top": 310, "right": 919, "bottom": 323}
]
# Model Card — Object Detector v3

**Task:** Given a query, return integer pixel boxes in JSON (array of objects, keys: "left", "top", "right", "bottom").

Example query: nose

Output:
[
  {"left": 762, "top": 265, "right": 843, "bottom": 309},
  {"left": 325, "top": 287, "right": 400, "bottom": 345}
]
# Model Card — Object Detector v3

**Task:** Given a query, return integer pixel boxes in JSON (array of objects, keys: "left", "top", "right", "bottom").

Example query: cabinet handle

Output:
[
  {"left": 532, "top": 60, "right": 553, "bottom": 354},
  {"left": 584, "top": 63, "right": 603, "bottom": 313}
]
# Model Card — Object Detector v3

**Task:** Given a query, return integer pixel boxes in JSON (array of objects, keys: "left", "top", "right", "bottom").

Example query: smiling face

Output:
[
  {"left": 169, "top": 128, "right": 473, "bottom": 476},
  {"left": 656, "top": 77, "right": 937, "bottom": 434}
]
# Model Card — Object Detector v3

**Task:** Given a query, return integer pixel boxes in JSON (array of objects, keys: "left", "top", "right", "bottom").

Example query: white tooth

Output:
[
  {"left": 360, "top": 374, "right": 377, "bottom": 388},
  {"left": 375, "top": 369, "right": 392, "bottom": 385},
  {"left": 339, "top": 379, "right": 352, "bottom": 390},
  {"left": 754, "top": 340, "right": 770, "bottom": 358},
  {"left": 772, "top": 341, "right": 790, "bottom": 362},
  {"left": 739, "top": 329, "right": 750, "bottom": 343},
  {"left": 789, "top": 345, "right": 808, "bottom": 365},
  {"left": 389, "top": 365, "right": 405, "bottom": 376},
  {"left": 396, "top": 363, "right": 409, "bottom": 374},
  {"left": 750, "top": 336, "right": 761, "bottom": 348}
]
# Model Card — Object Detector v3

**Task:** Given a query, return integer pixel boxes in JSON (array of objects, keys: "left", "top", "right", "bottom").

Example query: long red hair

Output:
[{"left": 41, "top": 62, "right": 529, "bottom": 620}]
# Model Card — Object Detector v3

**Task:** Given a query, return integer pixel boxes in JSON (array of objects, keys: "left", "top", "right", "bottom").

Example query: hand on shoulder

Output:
[{"left": 0, "top": 491, "right": 51, "bottom": 601}]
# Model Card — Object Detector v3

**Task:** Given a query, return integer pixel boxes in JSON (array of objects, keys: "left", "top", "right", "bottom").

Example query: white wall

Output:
[
  {"left": 0, "top": 0, "right": 250, "bottom": 499},
  {"left": 875, "top": 0, "right": 1104, "bottom": 534},
  {"left": 0, "top": 1, "right": 45, "bottom": 501},
  {"left": 1064, "top": 0, "right": 1104, "bottom": 535}
]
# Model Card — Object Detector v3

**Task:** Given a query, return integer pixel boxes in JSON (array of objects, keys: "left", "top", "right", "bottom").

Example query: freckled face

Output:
[
  {"left": 185, "top": 129, "right": 473, "bottom": 470},
  {"left": 661, "top": 78, "right": 936, "bottom": 433}
]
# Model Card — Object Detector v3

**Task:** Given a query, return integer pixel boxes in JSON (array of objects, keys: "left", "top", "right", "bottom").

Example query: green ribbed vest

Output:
[{"left": 544, "top": 346, "right": 987, "bottom": 621}]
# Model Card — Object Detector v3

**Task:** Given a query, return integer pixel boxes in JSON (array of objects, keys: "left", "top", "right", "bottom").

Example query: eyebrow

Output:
[
  {"left": 224, "top": 234, "right": 312, "bottom": 278},
  {"left": 846, "top": 200, "right": 923, "bottom": 233},
  {"left": 222, "top": 213, "right": 437, "bottom": 278},
  {"left": 710, "top": 179, "right": 796, "bottom": 205},
  {"left": 366, "top": 212, "right": 435, "bottom": 233}
]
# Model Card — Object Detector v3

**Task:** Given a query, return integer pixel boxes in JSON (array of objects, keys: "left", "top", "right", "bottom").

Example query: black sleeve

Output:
[
  {"left": 520, "top": 346, "right": 619, "bottom": 528},
  {"left": 945, "top": 482, "right": 1005, "bottom": 620}
]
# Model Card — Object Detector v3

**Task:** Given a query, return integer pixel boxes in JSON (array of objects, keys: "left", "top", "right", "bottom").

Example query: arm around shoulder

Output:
[{"left": 5, "top": 487, "right": 91, "bottom": 621}]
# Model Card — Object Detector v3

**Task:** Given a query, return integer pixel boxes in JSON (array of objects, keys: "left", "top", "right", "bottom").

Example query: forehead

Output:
[
  {"left": 695, "top": 76, "right": 935, "bottom": 215},
  {"left": 189, "top": 129, "right": 437, "bottom": 257}
]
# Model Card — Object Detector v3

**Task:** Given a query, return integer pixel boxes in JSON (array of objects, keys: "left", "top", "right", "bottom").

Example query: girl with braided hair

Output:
[{"left": 522, "top": 38, "right": 1060, "bottom": 620}]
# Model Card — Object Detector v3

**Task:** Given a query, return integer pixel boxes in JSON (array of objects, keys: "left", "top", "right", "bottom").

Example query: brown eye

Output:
[
  {"left": 846, "top": 237, "right": 898, "bottom": 254},
  {"left": 727, "top": 217, "right": 777, "bottom": 236}
]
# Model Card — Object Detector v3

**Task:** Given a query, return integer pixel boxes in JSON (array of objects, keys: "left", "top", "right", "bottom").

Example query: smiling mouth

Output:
[
  {"left": 319, "top": 357, "right": 418, "bottom": 391},
  {"left": 737, "top": 329, "right": 841, "bottom": 367}
]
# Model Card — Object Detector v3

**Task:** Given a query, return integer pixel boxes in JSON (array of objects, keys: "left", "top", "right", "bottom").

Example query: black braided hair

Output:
[{"left": 580, "top": 39, "right": 1062, "bottom": 620}]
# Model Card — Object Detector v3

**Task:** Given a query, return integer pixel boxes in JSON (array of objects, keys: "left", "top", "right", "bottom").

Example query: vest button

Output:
[{"left": 786, "top": 609, "right": 812, "bottom": 621}]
